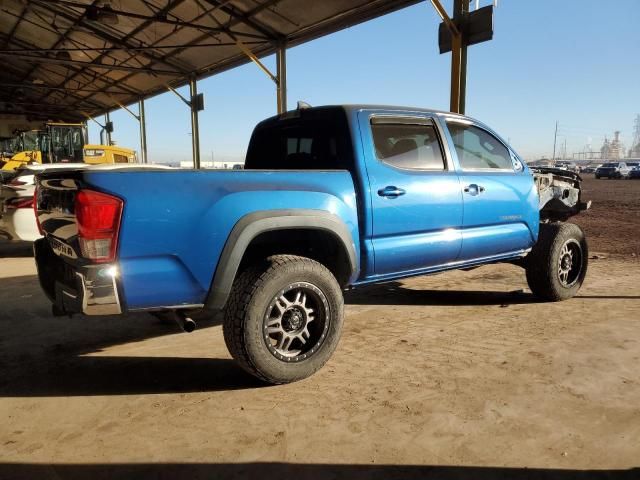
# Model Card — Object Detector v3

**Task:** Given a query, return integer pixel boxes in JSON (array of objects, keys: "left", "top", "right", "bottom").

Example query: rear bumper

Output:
[
  {"left": 596, "top": 170, "right": 620, "bottom": 177},
  {"left": 34, "top": 238, "right": 122, "bottom": 315}
]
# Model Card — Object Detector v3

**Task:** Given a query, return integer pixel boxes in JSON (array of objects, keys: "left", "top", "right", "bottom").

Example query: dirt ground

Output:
[
  {"left": 0, "top": 176, "right": 639, "bottom": 479},
  {"left": 573, "top": 176, "right": 640, "bottom": 256}
]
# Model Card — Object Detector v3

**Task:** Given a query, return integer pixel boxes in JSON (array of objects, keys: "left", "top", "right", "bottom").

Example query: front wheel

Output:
[
  {"left": 525, "top": 223, "right": 588, "bottom": 301},
  {"left": 223, "top": 255, "right": 344, "bottom": 384}
]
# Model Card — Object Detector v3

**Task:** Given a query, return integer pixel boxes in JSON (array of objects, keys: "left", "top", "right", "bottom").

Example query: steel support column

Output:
[
  {"left": 431, "top": 0, "right": 468, "bottom": 114},
  {"left": 450, "top": 33, "right": 463, "bottom": 114},
  {"left": 452, "top": 0, "right": 468, "bottom": 115},
  {"left": 276, "top": 43, "right": 287, "bottom": 114},
  {"left": 189, "top": 76, "right": 201, "bottom": 169},
  {"left": 105, "top": 111, "right": 112, "bottom": 145},
  {"left": 139, "top": 98, "right": 148, "bottom": 164}
]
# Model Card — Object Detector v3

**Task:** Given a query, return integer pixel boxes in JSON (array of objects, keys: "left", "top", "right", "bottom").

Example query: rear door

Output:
[
  {"left": 444, "top": 118, "right": 538, "bottom": 261},
  {"left": 358, "top": 112, "right": 463, "bottom": 276}
]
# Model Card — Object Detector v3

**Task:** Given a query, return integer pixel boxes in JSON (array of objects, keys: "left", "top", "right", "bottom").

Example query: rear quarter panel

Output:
[{"left": 83, "top": 170, "right": 358, "bottom": 310}]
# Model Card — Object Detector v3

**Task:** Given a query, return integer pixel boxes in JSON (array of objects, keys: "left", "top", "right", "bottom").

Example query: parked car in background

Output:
[
  {"left": 1, "top": 163, "right": 172, "bottom": 242},
  {"left": 628, "top": 162, "right": 640, "bottom": 179},
  {"left": 554, "top": 161, "right": 579, "bottom": 173},
  {"left": 0, "top": 164, "right": 84, "bottom": 242},
  {"left": 580, "top": 165, "right": 599, "bottom": 174},
  {"left": 595, "top": 162, "right": 631, "bottom": 179}
]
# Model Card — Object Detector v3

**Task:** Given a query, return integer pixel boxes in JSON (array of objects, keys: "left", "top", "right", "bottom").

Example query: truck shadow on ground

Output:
[
  {"left": 0, "top": 274, "right": 554, "bottom": 397},
  {"left": 576, "top": 295, "right": 640, "bottom": 300},
  {"left": 0, "top": 240, "right": 33, "bottom": 258},
  {"left": 0, "top": 275, "right": 262, "bottom": 397},
  {"left": 0, "top": 355, "right": 264, "bottom": 397},
  {"left": 0, "top": 463, "right": 637, "bottom": 480},
  {"left": 345, "top": 282, "right": 540, "bottom": 306}
]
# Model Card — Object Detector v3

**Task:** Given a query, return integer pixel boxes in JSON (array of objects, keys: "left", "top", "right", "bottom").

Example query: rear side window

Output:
[
  {"left": 372, "top": 123, "right": 445, "bottom": 170},
  {"left": 447, "top": 122, "right": 512, "bottom": 170},
  {"left": 245, "top": 110, "right": 352, "bottom": 171}
]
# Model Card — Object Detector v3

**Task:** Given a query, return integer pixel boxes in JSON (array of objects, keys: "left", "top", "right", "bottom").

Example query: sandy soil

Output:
[{"left": 0, "top": 176, "right": 639, "bottom": 479}]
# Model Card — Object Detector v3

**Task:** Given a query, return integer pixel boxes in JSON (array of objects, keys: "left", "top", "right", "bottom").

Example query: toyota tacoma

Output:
[{"left": 33, "top": 104, "right": 590, "bottom": 384}]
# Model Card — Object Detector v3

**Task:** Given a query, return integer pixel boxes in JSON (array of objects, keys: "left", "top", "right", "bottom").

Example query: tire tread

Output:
[
  {"left": 223, "top": 255, "right": 341, "bottom": 384},
  {"left": 525, "top": 222, "right": 588, "bottom": 301}
]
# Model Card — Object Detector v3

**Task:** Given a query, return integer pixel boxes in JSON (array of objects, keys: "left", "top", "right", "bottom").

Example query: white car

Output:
[
  {"left": 1, "top": 163, "right": 173, "bottom": 242},
  {"left": 0, "top": 166, "right": 46, "bottom": 242}
]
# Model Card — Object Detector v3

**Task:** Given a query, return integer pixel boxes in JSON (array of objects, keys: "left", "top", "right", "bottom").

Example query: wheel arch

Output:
[{"left": 205, "top": 209, "right": 358, "bottom": 311}]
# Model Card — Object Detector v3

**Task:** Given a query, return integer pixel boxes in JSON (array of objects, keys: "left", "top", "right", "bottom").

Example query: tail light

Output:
[
  {"left": 75, "top": 190, "right": 123, "bottom": 263},
  {"left": 6, "top": 197, "right": 33, "bottom": 209}
]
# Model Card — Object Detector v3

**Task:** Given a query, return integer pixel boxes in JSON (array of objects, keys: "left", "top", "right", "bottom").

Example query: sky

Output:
[{"left": 88, "top": 0, "right": 640, "bottom": 164}]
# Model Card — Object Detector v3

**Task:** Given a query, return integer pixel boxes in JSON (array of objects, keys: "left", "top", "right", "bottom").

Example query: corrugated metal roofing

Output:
[{"left": 0, "top": 0, "right": 421, "bottom": 122}]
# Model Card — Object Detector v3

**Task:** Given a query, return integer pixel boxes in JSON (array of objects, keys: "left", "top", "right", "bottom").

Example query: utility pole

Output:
[{"left": 552, "top": 121, "right": 558, "bottom": 161}]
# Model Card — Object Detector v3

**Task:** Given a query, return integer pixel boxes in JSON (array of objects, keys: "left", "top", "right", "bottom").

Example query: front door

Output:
[
  {"left": 444, "top": 119, "right": 538, "bottom": 261},
  {"left": 359, "top": 112, "right": 464, "bottom": 276}
]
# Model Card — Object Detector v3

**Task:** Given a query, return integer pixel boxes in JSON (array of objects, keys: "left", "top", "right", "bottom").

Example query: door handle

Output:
[
  {"left": 463, "top": 184, "right": 485, "bottom": 196},
  {"left": 378, "top": 186, "right": 406, "bottom": 198}
]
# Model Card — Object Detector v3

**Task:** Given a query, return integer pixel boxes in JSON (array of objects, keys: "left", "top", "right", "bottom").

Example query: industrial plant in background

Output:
[
  {"left": 629, "top": 115, "right": 640, "bottom": 159},
  {"left": 600, "top": 131, "right": 625, "bottom": 160},
  {"left": 530, "top": 114, "right": 640, "bottom": 166},
  {"left": 571, "top": 115, "right": 640, "bottom": 162}
]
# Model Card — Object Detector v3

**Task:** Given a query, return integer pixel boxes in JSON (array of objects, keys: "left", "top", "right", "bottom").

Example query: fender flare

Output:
[{"left": 205, "top": 209, "right": 358, "bottom": 310}]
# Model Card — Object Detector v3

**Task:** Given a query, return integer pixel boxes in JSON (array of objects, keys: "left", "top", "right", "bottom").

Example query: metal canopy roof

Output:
[{"left": 0, "top": 0, "right": 421, "bottom": 122}]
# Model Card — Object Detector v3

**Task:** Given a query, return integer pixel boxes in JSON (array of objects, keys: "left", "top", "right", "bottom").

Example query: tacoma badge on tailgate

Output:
[{"left": 49, "top": 237, "right": 77, "bottom": 259}]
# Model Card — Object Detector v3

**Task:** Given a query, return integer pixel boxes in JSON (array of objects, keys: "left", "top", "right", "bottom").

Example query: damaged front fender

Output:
[{"left": 531, "top": 167, "right": 591, "bottom": 222}]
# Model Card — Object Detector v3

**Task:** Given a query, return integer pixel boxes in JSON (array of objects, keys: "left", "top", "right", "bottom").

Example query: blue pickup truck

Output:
[{"left": 34, "top": 104, "right": 590, "bottom": 384}]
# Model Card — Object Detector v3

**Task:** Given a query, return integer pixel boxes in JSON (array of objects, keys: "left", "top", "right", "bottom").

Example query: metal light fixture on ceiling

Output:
[
  {"left": 99, "top": 3, "right": 119, "bottom": 25},
  {"left": 87, "top": 2, "right": 119, "bottom": 26},
  {"left": 55, "top": 50, "right": 72, "bottom": 61}
]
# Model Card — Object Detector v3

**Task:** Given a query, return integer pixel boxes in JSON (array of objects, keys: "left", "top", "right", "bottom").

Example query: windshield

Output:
[
  {"left": 601, "top": 163, "right": 618, "bottom": 167},
  {"left": 21, "top": 131, "right": 41, "bottom": 151},
  {"left": 48, "top": 125, "right": 84, "bottom": 163},
  {"left": 1, "top": 137, "right": 20, "bottom": 155}
]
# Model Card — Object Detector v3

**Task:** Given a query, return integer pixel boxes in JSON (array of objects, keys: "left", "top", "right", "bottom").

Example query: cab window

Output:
[
  {"left": 447, "top": 122, "right": 512, "bottom": 170},
  {"left": 371, "top": 122, "right": 445, "bottom": 170}
]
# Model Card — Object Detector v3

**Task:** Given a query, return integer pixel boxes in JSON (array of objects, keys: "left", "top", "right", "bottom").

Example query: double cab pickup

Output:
[{"left": 34, "top": 105, "right": 590, "bottom": 384}]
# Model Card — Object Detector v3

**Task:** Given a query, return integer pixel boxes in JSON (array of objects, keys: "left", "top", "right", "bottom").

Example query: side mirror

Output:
[{"left": 510, "top": 152, "right": 524, "bottom": 171}]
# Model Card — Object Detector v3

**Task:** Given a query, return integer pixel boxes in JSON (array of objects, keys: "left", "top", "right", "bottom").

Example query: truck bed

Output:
[{"left": 35, "top": 168, "right": 359, "bottom": 310}]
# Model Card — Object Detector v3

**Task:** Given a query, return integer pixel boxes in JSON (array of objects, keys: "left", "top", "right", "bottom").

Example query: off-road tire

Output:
[
  {"left": 525, "top": 222, "right": 588, "bottom": 301},
  {"left": 223, "top": 255, "right": 344, "bottom": 384}
]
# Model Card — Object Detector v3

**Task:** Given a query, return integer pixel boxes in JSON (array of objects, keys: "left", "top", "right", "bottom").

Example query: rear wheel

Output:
[
  {"left": 525, "top": 223, "right": 588, "bottom": 301},
  {"left": 223, "top": 255, "right": 344, "bottom": 384}
]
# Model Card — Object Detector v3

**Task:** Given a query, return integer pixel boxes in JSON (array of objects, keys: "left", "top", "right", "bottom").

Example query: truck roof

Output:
[{"left": 255, "top": 104, "right": 470, "bottom": 130}]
